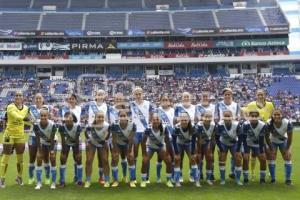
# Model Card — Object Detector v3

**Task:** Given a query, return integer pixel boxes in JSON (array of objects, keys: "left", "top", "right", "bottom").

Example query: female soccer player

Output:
[
  {"left": 130, "top": 87, "right": 154, "bottom": 182},
  {"left": 0, "top": 91, "right": 30, "bottom": 188},
  {"left": 111, "top": 110, "right": 136, "bottom": 187},
  {"left": 245, "top": 89, "right": 274, "bottom": 180},
  {"left": 241, "top": 110, "right": 267, "bottom": 184},
  {"left": 195, "top": 111, "right": 216, "bottom": 185},
  {"left": 174, "top": 92, "right": 196, "bottom": 182},
  {"left": 28, "top": 93, "right": 53, "bottom": 185},
  {"left": 266, "top": 109, "right": 293, "bottom": 185},
  {"left": 58, "top": 112, "right": 82, "bottom": 187},
  {"left": 33, "top": 109, "right": 58, "bottom": 190},
  {"left": 215, "top": 88, "right": 241, "bottom": 179},
  {"left": 172, "top": 112, "right": 200, "bottom": 187},
  {"left": 84, "top": 89, "right": 111, "bottom": 185},
  {"left": 157, "top": 94, "right": 175, "bottom": 183},
  {"left": 59, "top": 93, "right": 82, "bottom": 184},
  {"left": 140, "top": 113, "right": 173, "bottom": 188},
  {"left": 216, "top": 110, "right": 243, "bottom": 185},
  {"left": 195, "top": 91, "right": 216, "bottom": 181},
  {"left": 174, "top": 92, "right": 196, "bottom": 124},
  {"left": 84, "top": 111, "right": 110, "bottom": 188}
]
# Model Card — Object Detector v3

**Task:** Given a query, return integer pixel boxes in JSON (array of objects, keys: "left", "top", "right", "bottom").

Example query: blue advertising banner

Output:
[{"left": 117, "top": 42, "right": 164, "bottom": 49}]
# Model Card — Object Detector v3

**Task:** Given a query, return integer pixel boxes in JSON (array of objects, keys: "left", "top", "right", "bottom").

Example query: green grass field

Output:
[{"left": 0, "top": 131, "right": 299, "bottom": 200}]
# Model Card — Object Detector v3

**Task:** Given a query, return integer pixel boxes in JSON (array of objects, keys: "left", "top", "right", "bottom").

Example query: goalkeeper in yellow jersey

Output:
[
  {"left": 245, "top": 89, "right": 274, "bottom": 180},
  {"left": 0, "top": 91, "right": 30, "bottom": 188}
]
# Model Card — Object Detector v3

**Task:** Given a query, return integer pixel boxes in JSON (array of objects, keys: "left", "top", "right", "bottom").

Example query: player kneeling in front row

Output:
[
  {"left": 33, "top": 109, "right": 58, "bottom": 189},
  {"left": 140, "top": 113, "right": 174, "bottom": 188},
  {"left": 110, "top": 110, "right": 137, "bottom": 187},
  {"left": 85, "top": 111, "right": 110, "bottom": 188},
  {"left": 216, "top": 110, "right": 243, "bottom": 185},
  {"left": 241, "top": 110, "right": 267, "bottom": 184},
  {"left": 266, "top": 109, "right": 293, "bottom": 185}
]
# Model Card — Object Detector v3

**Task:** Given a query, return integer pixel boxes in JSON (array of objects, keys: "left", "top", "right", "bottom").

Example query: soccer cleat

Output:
[
  {"left": 206, "top": 179, "right": 213, "bottom": 186},
  {"left": 129, "top": 181, "right": 136, "bottom": 188},
  {"left": 104, "top": 182, "right": 110, "bottom": 188},
  {"left": 45, "top": 178, "right": 51, "bottom": 186},
  {"left": 220, "top": 180, "right": 226, "bottom": 185},
  {"left": 58, "top": 182, "right": 66, "bottom": 188},
  {"left": 260, "top": 179, "right": 266, "bottom": 184},
  {"left": 35, "top": 183, "right": 42, "bottom": 190},
  {"left": 244, "top": 179, "right": 249, "bottom": 184},
  {"left": 146, "top": 179, "right": 150, "bottom": 184},
  {"left": 140, "top": 181, "right": 147, "bottom": 188},
  {"left": 236, "top": 181, "right": 243, "bottom": 186},
  {"left": 166, "top": 180, "right": 174, "bottom": 188},
  {"left": 98, "top": 177, "right": 105, "bottom": 185},
  {"left": 229, "top": 173, "right": 235, "bottom": 179},
  {"left": 111, "top": 181, "right": 119, "bottom": 187},
  {"left": 270, "top": 179, "right": 276, "bottom": 184},
  {"left": 84, "top": 181, "right": 91, "bottom": 188},
  {"left": 0, "top": 179, "right": 6, "bottom": 189},
  {"left": 15, "top": 177, "right": 24, "bottom": 186},
  {"left": 285, "top": 180, "right": 292, "bottom": 186},
  {"left": 50, "top": 183, "right": 56, "bottom": 189},
  {"left": 77, "top": 181, "right": 83, "bottom": 187},
  {"left": 122, "top": 176, "right": 129, "bottom": 183},
  {"left": 156, "top": 178, "right": 161, "bottom": 183},
  {"left": 175, "top": 182, "right": 181, "bottom": 187},
  {"left": 28, "top": 178, "right": 35, "bottom": 185},
  {"left": 200, "top": 174, "right": 204, "bottom": 180},
  {"left": 189, "top": 176, "right": 195, "bottom": 183},
  {"left": 195, "top": 181, "right": 202, "bottom": 187},
  {"left": 179, "top": 177, "right": 184, "bottom": 183},
  {"left": 73, "top": 176, "right": 78, "bottom": 184}
]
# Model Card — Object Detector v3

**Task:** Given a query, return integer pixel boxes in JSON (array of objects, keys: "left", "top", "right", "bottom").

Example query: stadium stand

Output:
[
  {"left": 172, "top": 11, "right": 216, "bottom": 29},
  {"left": 85, "top": 13, "right": 126, "bottom": 30},
  {"left": 128, "top": 12, "right": 171, "bottom": 30},
  {"left": 40, "top": 13, "right": 83, "bottom": 30},
  {"left": 0, "top": 13, "right": 40, "bottom": 30}
]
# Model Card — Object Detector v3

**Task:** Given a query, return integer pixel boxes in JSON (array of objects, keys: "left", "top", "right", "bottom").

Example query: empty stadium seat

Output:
[
  {"left": 129, "top": 12, "right": 171, "bottom": 30},
  {"left": 41, "top": 13, "right": 83, "bottom": 30},
  {"left": 85, "top": 13, "right": 126, "bottom": 31}
]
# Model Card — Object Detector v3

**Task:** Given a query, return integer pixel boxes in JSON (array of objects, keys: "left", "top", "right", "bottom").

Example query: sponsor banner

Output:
[
  {"left": 65, "top": 30, "right": 83, "bottom": 37},
  {"left": 22, "top": 43, "right": 39, "bottom": 50},
  {"left": 0, "top": 42, "right": 22, "bottom": 50},
  {"left": 13, "top": 31, "right": 37, "bottom": 36},
  {"left": 245, "top": 27, "right": 267, "bottom": 33},
  {"left": 164, "top": 41, "right": 213, "bottom": 49},
  {"left": 70, "top": 42, "right": 104, "bottom": 50},
  {"left": 268, "top": 25, "right": 289, "bottom": 32},
  {"left": 117, "top": 42, "right": 164, "bottom": 49},
  {"left": 127, "top": 29, "right": 145, "bottom": 36},
  {"left": 0, "top": 29, "right": 13, "bottom": 36},
  {"left": 38, "top": 42, "right": 70, "bottom": 50},
  {"left": 191, "top": 28, "right": 217, "bottom": 34},
  {"left": 85, "top": 31, "right": 102, "bottom": 36},
  {"left": 38, "top": 31, "right": 65, "bottom": 36},
  {"left": 175, "top": 28, "right": 193, "bottom": 36},
  {"left": 235, "top": 38, "right": 289, "bottom": 47},
  {"left": 218, "top": 28, "right": 245, "bottom": 33},
  {"left": 145, "top": 30, "right": 171, "bottom": 36},
  {"left": 214, "top": 40, "right": 235, "bottom": 48},
  {"left": 107, "top": 30, "right": 125, "bottom": 36}
]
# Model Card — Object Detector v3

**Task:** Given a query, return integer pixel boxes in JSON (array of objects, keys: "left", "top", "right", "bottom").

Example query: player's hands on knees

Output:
[
  {"left": 284, "top": 149, "right": 291, "bottom": 160},
  {"left": 259, "top": 153, "right": 266, "bottom": 160}
]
